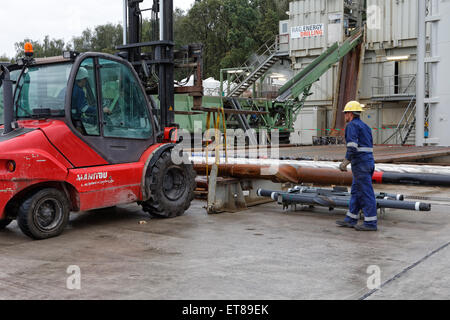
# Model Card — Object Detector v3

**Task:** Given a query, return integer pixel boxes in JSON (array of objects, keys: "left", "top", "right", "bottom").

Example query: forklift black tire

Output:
[
  {"left": 0, "top": 219, "right": 12, "bottom": 230},
  {"left": 142, "top": 150, "right": 196, "bottom": 218},
  {"left": 17, "top": 188, "right": 70, "bottom": 240}
]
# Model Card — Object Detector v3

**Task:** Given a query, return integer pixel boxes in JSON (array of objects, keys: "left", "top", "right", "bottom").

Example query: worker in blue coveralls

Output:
[
  {"left": 72, "top": 67, "right": 97, "bottom": 121},
  {"left": 336, "top": 101, "right": 378, "bottom": 231},
  {"left": 71, "top": 67, "right": 111, "bottom": 125}
]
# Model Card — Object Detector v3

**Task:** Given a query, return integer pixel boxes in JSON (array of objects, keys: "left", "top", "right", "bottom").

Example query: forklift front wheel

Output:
[
  {"left": 0, "top": 219, "right": 12, "bottom": 230},
  {"left": 17, "top": 188, "right": 70, "bottom": 240},
  {"left": 142, "top": 150, "right": 196, "bottom": 218}
]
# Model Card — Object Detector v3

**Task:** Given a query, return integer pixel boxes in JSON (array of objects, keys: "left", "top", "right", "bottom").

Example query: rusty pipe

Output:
[
  {"left": 193, "top": 162, "right": 450, "bottom": 187},
  {"left": 279, "top": 166, "right": 353, "bottom": 185},
  {"left": 193, "top": 163, "right": 353, "bottom": 185}
]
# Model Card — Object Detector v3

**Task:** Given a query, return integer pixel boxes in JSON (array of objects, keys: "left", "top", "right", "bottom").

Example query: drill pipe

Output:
[
  {"left": 193, "top": 163, "right": 353, "bottom": 185},
  {"left": 256, "top": 189, "right": 431, "bottom": 212},
  {"left": 257, "top": 187, "right": 404, "bottom": 202},
  {"left": 193, "top": 162, "right": 450, "bottom": 187},
  {"left": 278, "top": 193, "right": 431, "bottom": 212}
]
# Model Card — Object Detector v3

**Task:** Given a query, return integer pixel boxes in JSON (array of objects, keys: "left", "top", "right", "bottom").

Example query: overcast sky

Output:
[{"left": 0, "top": 0, "right": 195, "bottom": 58}]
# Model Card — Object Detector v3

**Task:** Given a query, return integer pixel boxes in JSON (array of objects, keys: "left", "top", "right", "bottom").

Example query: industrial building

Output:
[{"left": 266, "top": 0, "right": 449, "bottom": 147}]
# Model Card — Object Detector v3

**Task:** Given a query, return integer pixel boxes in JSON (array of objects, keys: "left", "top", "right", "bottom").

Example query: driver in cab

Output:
[{"left": 72, "top": 67, "right": 112, "bottom": 122}]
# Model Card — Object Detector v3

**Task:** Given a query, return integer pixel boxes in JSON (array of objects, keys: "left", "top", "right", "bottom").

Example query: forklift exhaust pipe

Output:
[{"left": 1, "top": 65, "right": 14, "bottom": 135}]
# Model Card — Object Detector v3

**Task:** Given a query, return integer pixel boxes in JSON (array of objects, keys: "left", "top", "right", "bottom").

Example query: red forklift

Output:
[{"left": 0, "top": 0, "right": 199, "bottom": 239}]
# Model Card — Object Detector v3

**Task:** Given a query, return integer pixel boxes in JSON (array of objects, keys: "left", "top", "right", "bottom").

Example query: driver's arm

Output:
[{"left": 73, "top": 86, "right": 96, "bottom": 115}]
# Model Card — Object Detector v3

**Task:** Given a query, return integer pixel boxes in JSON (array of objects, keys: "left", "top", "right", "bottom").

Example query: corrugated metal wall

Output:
[
  {"left": 367, "top": 0, "right": 418, "bottom": 49},
  {"left": 288, "top": 0, "right": 345, "bottom": 102},
  {"left": 289, "top": 0, "right": 344, "bottom": 57},
  {"left": 428, "top": 0, "right": 450, "bottom": 146},
  {"left": 293, "top": 56, "right": 337, "bottom": 102}
]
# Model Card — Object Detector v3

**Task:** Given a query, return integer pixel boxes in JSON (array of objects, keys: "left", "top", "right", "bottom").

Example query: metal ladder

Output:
[
  {"left": 226, "top": 38, "right": 282, "bottom": 97},
  {"left": 383, "top": 96, "right": 417, "bottom": 145}
]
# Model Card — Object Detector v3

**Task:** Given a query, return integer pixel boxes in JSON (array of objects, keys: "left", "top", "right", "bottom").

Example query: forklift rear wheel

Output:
[
  {"left": 17, "top": 188, "right": 70, "bottom": 240},
  {"left": 0, "top": 219, "right": 12, "bottom": 230},
  {"left": 142, "top": 150, "right": 196, "bottom": 218}
]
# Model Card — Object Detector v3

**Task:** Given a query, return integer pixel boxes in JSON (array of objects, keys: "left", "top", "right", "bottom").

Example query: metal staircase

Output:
[
  {"left": 383, "top": 96, "right": 417, "bottom": 145},
  {"left": 226, "top": 37, "right": 287, "bottom": 97}
]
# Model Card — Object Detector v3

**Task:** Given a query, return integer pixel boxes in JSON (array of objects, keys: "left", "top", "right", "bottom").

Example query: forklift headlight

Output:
[
  {"left": 6, "top": 161, "right": 16, "bottom": 173},
  {"left": 63, "top": 51, "right": 80, "bottom": 61}
]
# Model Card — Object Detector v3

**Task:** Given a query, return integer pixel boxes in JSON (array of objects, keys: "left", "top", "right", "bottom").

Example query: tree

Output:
[
  {"left": 14, "top": 36, "right": 71, "bottom": 59},
  {"left": 11, "top": 0, "right": 290, "bottom": 79},
  {"left": 73, "top": 23, "right": 123, "bottom": 54},
  {"left": 176, "top": 0, "right": 289, "bottom": 78},
  {"left": 0, "top": 54, "right": 12, "bottom": 63},
  {"left": 72, "top": 29, "right": 94, "bottom": 52}
]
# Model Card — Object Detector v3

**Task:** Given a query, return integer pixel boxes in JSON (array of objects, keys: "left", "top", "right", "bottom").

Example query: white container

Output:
[
  {"left": 366, "top": 0, "right": 418, "bottom": 49},
  {"left": 290, "top": 106, "right": 327, "bottom": 145},
  {"left": 289, "top": 0, "right": 345, "bottom": 57},
  {"left": 427, "top": 0, "right": 450, "bottom": 146}
]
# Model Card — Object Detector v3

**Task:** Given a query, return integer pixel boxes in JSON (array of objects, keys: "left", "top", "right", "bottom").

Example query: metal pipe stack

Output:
[{"left": 257, "top": 187, "right": 431, "bottom": 212}]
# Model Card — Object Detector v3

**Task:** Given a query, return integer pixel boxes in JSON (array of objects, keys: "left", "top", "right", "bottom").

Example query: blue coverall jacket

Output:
[
  {"left": 71, "top": 83, "right": 96, "bottom": 121},
  {"left": 343, "top": 117, "right": 378, "bottom": 227}
]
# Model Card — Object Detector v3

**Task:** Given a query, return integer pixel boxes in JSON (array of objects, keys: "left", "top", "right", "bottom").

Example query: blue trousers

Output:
[{"left": 344, "top": 160, "right": 378, "bottom": 227}]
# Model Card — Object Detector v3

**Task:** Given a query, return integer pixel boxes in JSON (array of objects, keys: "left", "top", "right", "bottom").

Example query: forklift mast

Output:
[{"left": 118, "top": 0, "right": 202, "bottom": 132}]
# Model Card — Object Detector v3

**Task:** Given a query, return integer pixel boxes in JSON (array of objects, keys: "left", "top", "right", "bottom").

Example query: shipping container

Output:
[
  {"left": 290, "top": 106, "right": 327, "bottom": 145},
  {"left": 366, "top": 0, "right": 418, "bottom": 49},
  {"left": 427, "top": 0, "right": 450, "bottom": 146},
  {"left": 286, "top": 0, "right": 363, "bottom": 103},
  {"left": 288, "top": 0, "right": 363, "bottom": 58}
]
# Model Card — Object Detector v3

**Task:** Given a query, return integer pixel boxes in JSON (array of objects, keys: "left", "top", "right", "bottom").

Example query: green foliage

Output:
[
  {"left": 14, "top": 36, "right": 71, "bottom": 59},
  {"left": 73, "top": 23, "right": 123, "bottom": 54},
  {"left": 0, "top": 54, "right": 12, "bottom": 63},
  {"left": 12, "top": 0, "right": 289, "bottom": 78},
  {"left": 179, "top": 0, "right": 289, "bottom": 78}
]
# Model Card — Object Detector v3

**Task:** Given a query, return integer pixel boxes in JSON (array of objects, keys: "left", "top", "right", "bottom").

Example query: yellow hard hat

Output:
[{"left": 343, "top": 101, "right": 365, "bottom": 113}]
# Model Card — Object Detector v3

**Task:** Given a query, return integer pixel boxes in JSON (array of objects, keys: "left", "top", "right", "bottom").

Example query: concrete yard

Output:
[{"left": 0, "top": 184, "right": 449, "bottom": 300}]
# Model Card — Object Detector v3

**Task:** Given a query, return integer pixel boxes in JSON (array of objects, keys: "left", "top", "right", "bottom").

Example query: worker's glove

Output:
[{"left": 339, "top": 159, "right": 351, "bottom": 172}]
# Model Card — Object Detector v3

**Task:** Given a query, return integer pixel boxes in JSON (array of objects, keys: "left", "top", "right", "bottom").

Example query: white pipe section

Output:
[
  {"left": 123, "top": 0, "right": 128, "bottom": 45},
  {"left": 189, "top": 156, "right": 450, "bottom": 176},
  {"left": 159, "top": 0, "right": 164, "bottom": 41}
]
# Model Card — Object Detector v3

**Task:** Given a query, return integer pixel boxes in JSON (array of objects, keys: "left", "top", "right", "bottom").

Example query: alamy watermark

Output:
[
  {"left": 66, "top": 265, "right": 81, "bottom": 290},
  {"left": 366, "top": 265, "right": 381, "bottom": 290},
  {"left": 170, "top": 121, "right": 281, "bottom": 175},
  {"left": 367, "top": 5, "right": 382, "bottom": 30}
]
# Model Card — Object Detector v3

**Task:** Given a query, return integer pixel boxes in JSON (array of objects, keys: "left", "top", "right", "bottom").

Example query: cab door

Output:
[{"left": 63, "top": 54, "right": 156, "bottom": 166}]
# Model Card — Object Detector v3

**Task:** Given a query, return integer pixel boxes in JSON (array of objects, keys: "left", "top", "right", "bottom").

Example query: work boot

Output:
[
  {"left": 354, "top": 224, "right": 378, "bottom": 232},
  {"left": 336, "top": 220, "right": 356, "bottom": 228}
]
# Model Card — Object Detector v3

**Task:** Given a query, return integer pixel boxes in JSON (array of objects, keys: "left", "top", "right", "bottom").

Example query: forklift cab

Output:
[{"left": 10, "top": 53, "right": 158, "bottom": 165}]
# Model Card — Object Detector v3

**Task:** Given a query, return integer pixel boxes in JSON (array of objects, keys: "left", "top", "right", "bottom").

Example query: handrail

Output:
[
  {"left": 372, "top": 74, "right": 416, "bottom": 97},
  {"left": 226, "top": 37, "right": 280, "bottom": 97},
  {"left": 382, "top": 95, "right": 416, "bottom": 145}
]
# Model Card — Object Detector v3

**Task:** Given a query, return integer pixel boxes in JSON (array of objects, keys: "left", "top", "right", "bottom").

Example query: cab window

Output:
[
  {"left": 14, "top": 64, "right": 71, "bottom": 119},
  {"left": 71, "top": 58, "right": 99, "bottom": 136},
  {"left": 99, "top": 58, "right": 152, "bottom": 139}
]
